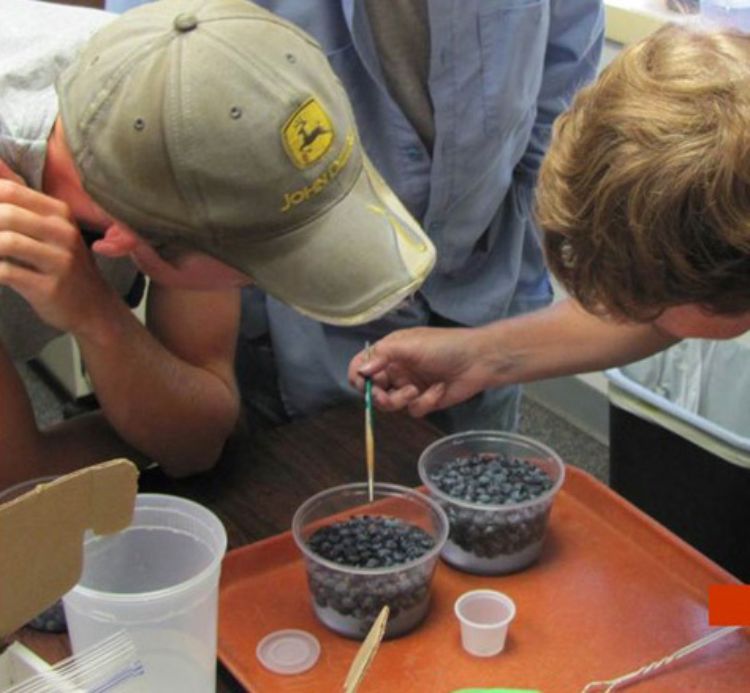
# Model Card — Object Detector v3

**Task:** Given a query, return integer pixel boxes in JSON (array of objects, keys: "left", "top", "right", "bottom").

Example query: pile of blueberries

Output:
[
  {"left": 428, "top": 453, "right": 553, "bottom": 505},
  {"left": 306, "top": 515, "right": 435, "bottom": 628},
  {"left": 27, "top": 599, "right": 67, "bottom": 633},
  {"left": 428, "top": 453, "right": 554, "bottom": 558}
]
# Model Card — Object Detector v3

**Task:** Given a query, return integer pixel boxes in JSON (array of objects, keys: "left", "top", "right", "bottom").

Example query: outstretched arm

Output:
[{"left": 349, "top": 299, "right": 677, "bottom": 418}]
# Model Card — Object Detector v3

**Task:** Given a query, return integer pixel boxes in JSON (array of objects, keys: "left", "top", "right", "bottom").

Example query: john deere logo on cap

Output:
[{"left": 282, "top": 98, "right": 334, "bottom": 169}]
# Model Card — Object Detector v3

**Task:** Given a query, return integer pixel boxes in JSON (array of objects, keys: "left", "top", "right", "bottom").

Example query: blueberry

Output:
[
  {"left": 306, "top": 514, "right": 437, "bottom": 635},
  {"left": 308, "top": 515, "right": 435, "bottom": 569}
]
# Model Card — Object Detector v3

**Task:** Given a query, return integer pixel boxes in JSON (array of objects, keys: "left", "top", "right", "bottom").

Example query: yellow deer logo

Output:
[{"left": 282, "top": 98, "right": 334, "bottom": 169}]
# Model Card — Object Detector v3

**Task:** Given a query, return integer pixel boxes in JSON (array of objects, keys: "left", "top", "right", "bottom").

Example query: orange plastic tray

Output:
[{"left": 218, "top": 467, "right": 749, "bottom": 692}]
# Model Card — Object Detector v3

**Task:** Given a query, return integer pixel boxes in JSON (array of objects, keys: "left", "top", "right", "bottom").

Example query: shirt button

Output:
[{"left": 405, "top": 145, "right": 422, "bottom": 161}]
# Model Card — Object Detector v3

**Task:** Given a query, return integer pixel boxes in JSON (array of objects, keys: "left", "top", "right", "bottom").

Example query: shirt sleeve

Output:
[{"left": 516, "top": 0, "right": 605, "bottom": 184}]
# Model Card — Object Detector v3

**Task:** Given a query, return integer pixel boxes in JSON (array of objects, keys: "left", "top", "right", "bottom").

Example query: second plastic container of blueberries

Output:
[{"left": 418, "top": 431, "right": 565, "bottom": 575}]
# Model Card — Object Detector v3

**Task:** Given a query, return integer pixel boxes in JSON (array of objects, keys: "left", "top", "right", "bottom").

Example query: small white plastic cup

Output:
[
  {"left": 454, "top": 589, "right": 516, "bottom": 657},
  {"left": 62, "top": 494, "right": 227, "bottom": 692}
]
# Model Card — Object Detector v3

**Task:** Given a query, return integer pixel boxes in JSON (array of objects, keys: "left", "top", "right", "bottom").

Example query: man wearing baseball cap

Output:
[{"left": 0, "top": 0, "right": 435, "bottom": 489}]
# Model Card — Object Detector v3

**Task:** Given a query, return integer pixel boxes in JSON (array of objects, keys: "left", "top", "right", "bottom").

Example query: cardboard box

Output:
[{"left": 0, "top": 460, "right": 138, "bottom": 686}]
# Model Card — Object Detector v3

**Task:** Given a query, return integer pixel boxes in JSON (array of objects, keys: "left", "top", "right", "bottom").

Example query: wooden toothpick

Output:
[{"left": 364, "top": 341, "right": 375, "bottom": 503}]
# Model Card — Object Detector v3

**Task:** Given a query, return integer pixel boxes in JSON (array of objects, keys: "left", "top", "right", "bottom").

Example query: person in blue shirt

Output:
[{"left": 107, "top": 0, "right": 605, "bottom": 434}]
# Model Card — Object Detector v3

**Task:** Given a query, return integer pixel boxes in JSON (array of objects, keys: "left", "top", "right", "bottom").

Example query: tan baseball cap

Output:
[{"left": 57, "top": 0, "right": 435, "bottom": 325}]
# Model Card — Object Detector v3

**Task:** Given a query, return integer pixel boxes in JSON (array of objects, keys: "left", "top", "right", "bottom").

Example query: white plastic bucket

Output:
[
  {"left": 606, "top": 338, "right": 750, "bottom": 469},
  {"left": 62, "top": 494, "right": 227, "bottom": 692}
]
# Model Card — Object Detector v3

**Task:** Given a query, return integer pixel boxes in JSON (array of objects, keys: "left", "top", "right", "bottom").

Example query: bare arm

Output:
[
  {"left": 0, "top": 178, "right": 240, "bottom": 482},
  {"left": 350, "top": 298, "right": 677, "bottom": 417},
  {"left": 477, "top": 299, "right": 677, "bottom": 385},
  {"left": 75, "top": 284, "right": 241, "bottom": 477}
]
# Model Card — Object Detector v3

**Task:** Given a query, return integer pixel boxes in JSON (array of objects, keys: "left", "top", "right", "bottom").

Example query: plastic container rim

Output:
[
  {"left": 291, "top": 481, "right": 449, "bottom": 576},
  {"left": 606, "top": 366, "right": 750, "bottom": 453},
  {"left": 417, "top": 430, "right": 566, "bottom": 512},
  {"left": 65, "top": 493, "right": 228, "bottom": 604},
  {"left": 454, "top": 588, "right": 517, "bottom": 629}
]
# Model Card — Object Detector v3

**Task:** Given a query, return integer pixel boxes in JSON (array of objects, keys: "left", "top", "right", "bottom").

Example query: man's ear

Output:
[{"left": 91, "top": 223, "right": 141, "bottom": 258}]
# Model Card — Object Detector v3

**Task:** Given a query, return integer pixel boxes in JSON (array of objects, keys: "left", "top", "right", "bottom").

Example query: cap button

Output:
[{"left": 174, "top": 13, "right": 198, "bottom": 32}]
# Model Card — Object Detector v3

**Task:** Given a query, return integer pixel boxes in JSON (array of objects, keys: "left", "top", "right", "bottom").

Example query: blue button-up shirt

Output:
[
  {"left": 253, "top": 0, "right": 604, "bottom": 325},
  {"left": 106, "top": 0, "right": 603, "bottom": 325}
]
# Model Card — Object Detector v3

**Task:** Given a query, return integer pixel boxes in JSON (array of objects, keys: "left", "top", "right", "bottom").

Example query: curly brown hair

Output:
[{"left": 535, "top": 23, "right": 750, "bottom": 321}]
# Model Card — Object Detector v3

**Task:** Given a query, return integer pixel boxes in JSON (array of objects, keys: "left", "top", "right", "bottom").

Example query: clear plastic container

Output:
[
  {"left": 292, "top": 482, "right": 448, "bottom": 640},
  {"left": 62, "top": 493, "right": 227, "bottom": 693},
  {"left": 454, "top": 589, "right": 516, "bottom": 657},
  {"left": 418, "top": 431, "right": 565, "bottom": 575}
]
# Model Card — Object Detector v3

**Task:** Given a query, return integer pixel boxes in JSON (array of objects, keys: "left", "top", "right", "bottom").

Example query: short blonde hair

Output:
[{"left": 536, "top": 23, "right": 750, "bottom": 321}]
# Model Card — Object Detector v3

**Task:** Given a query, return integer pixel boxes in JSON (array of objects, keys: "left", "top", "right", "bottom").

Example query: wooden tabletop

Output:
[
  {"left": 14, "top": 404, "right": 441, "bottom": 692},
  {"left": 11, "top": 405, "right": 749, "bottom": 691}
]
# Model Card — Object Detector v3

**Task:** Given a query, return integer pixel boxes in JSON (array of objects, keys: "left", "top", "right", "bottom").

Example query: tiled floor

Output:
[
  {"left": 519, "top": 395, "right": 609, "bottom": 484},
  {"left": 19, "top": 360, "right": 611, "bottom": 484}
]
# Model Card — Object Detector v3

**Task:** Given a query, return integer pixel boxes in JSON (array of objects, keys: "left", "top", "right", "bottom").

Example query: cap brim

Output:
[{"left": 221, "top": 158, "right": 435, "bottom": 326}]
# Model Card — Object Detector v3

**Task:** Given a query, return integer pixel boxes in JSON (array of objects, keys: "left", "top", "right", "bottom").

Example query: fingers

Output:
[
  {"left": 0, "top": 231, "right": 46, "bottom": 272},
  {"left": 347, "top": 350, "right": 366, "bottom": 390},
  {"left": 0, "top": 257, "right": 53, "bottom": 299},
  {"left": 0, "top": 209, "right": 80, "bottom": 269},
  {"left": 370, "top": 383, "right": 420, "bottom": 412},
  {"left": 348, "top": 347, "right": 390, "bottom": 392},
  {"left": 406, "top": 382, "right": 447, "bottom": 418},
  {"left": 347, "top": 332, "right": 446, "bottom": 417},
  {"left": 0, "top": 177, "right": 80, "bottom": 282},
  {"left": 0, "top": 178, "right": 72, "bottom": 219},
  {"left": 357, "top": 351, "right": 389, "bottom": 379},
  {"left": 367, "top": 381, "right": 447, "bottom": 417},
  {"left": 0, "top": 160, "right": 27, "bottom": 186},
  {"left": 354, "top": 380, "right": 450, "bottom": 419}
]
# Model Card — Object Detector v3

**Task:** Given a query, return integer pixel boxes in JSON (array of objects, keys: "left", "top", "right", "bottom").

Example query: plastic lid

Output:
[{"left": 256, "top": 629, "right": 321, "bottom": 675}]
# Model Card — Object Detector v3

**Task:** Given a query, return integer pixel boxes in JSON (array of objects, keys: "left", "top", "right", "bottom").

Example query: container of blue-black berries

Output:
[
  {"left": 292, "top": 482, "right": 448, "bottom": 640},
  {"left": 418, "top": 431, "right": 565, "bottom": 575}
]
